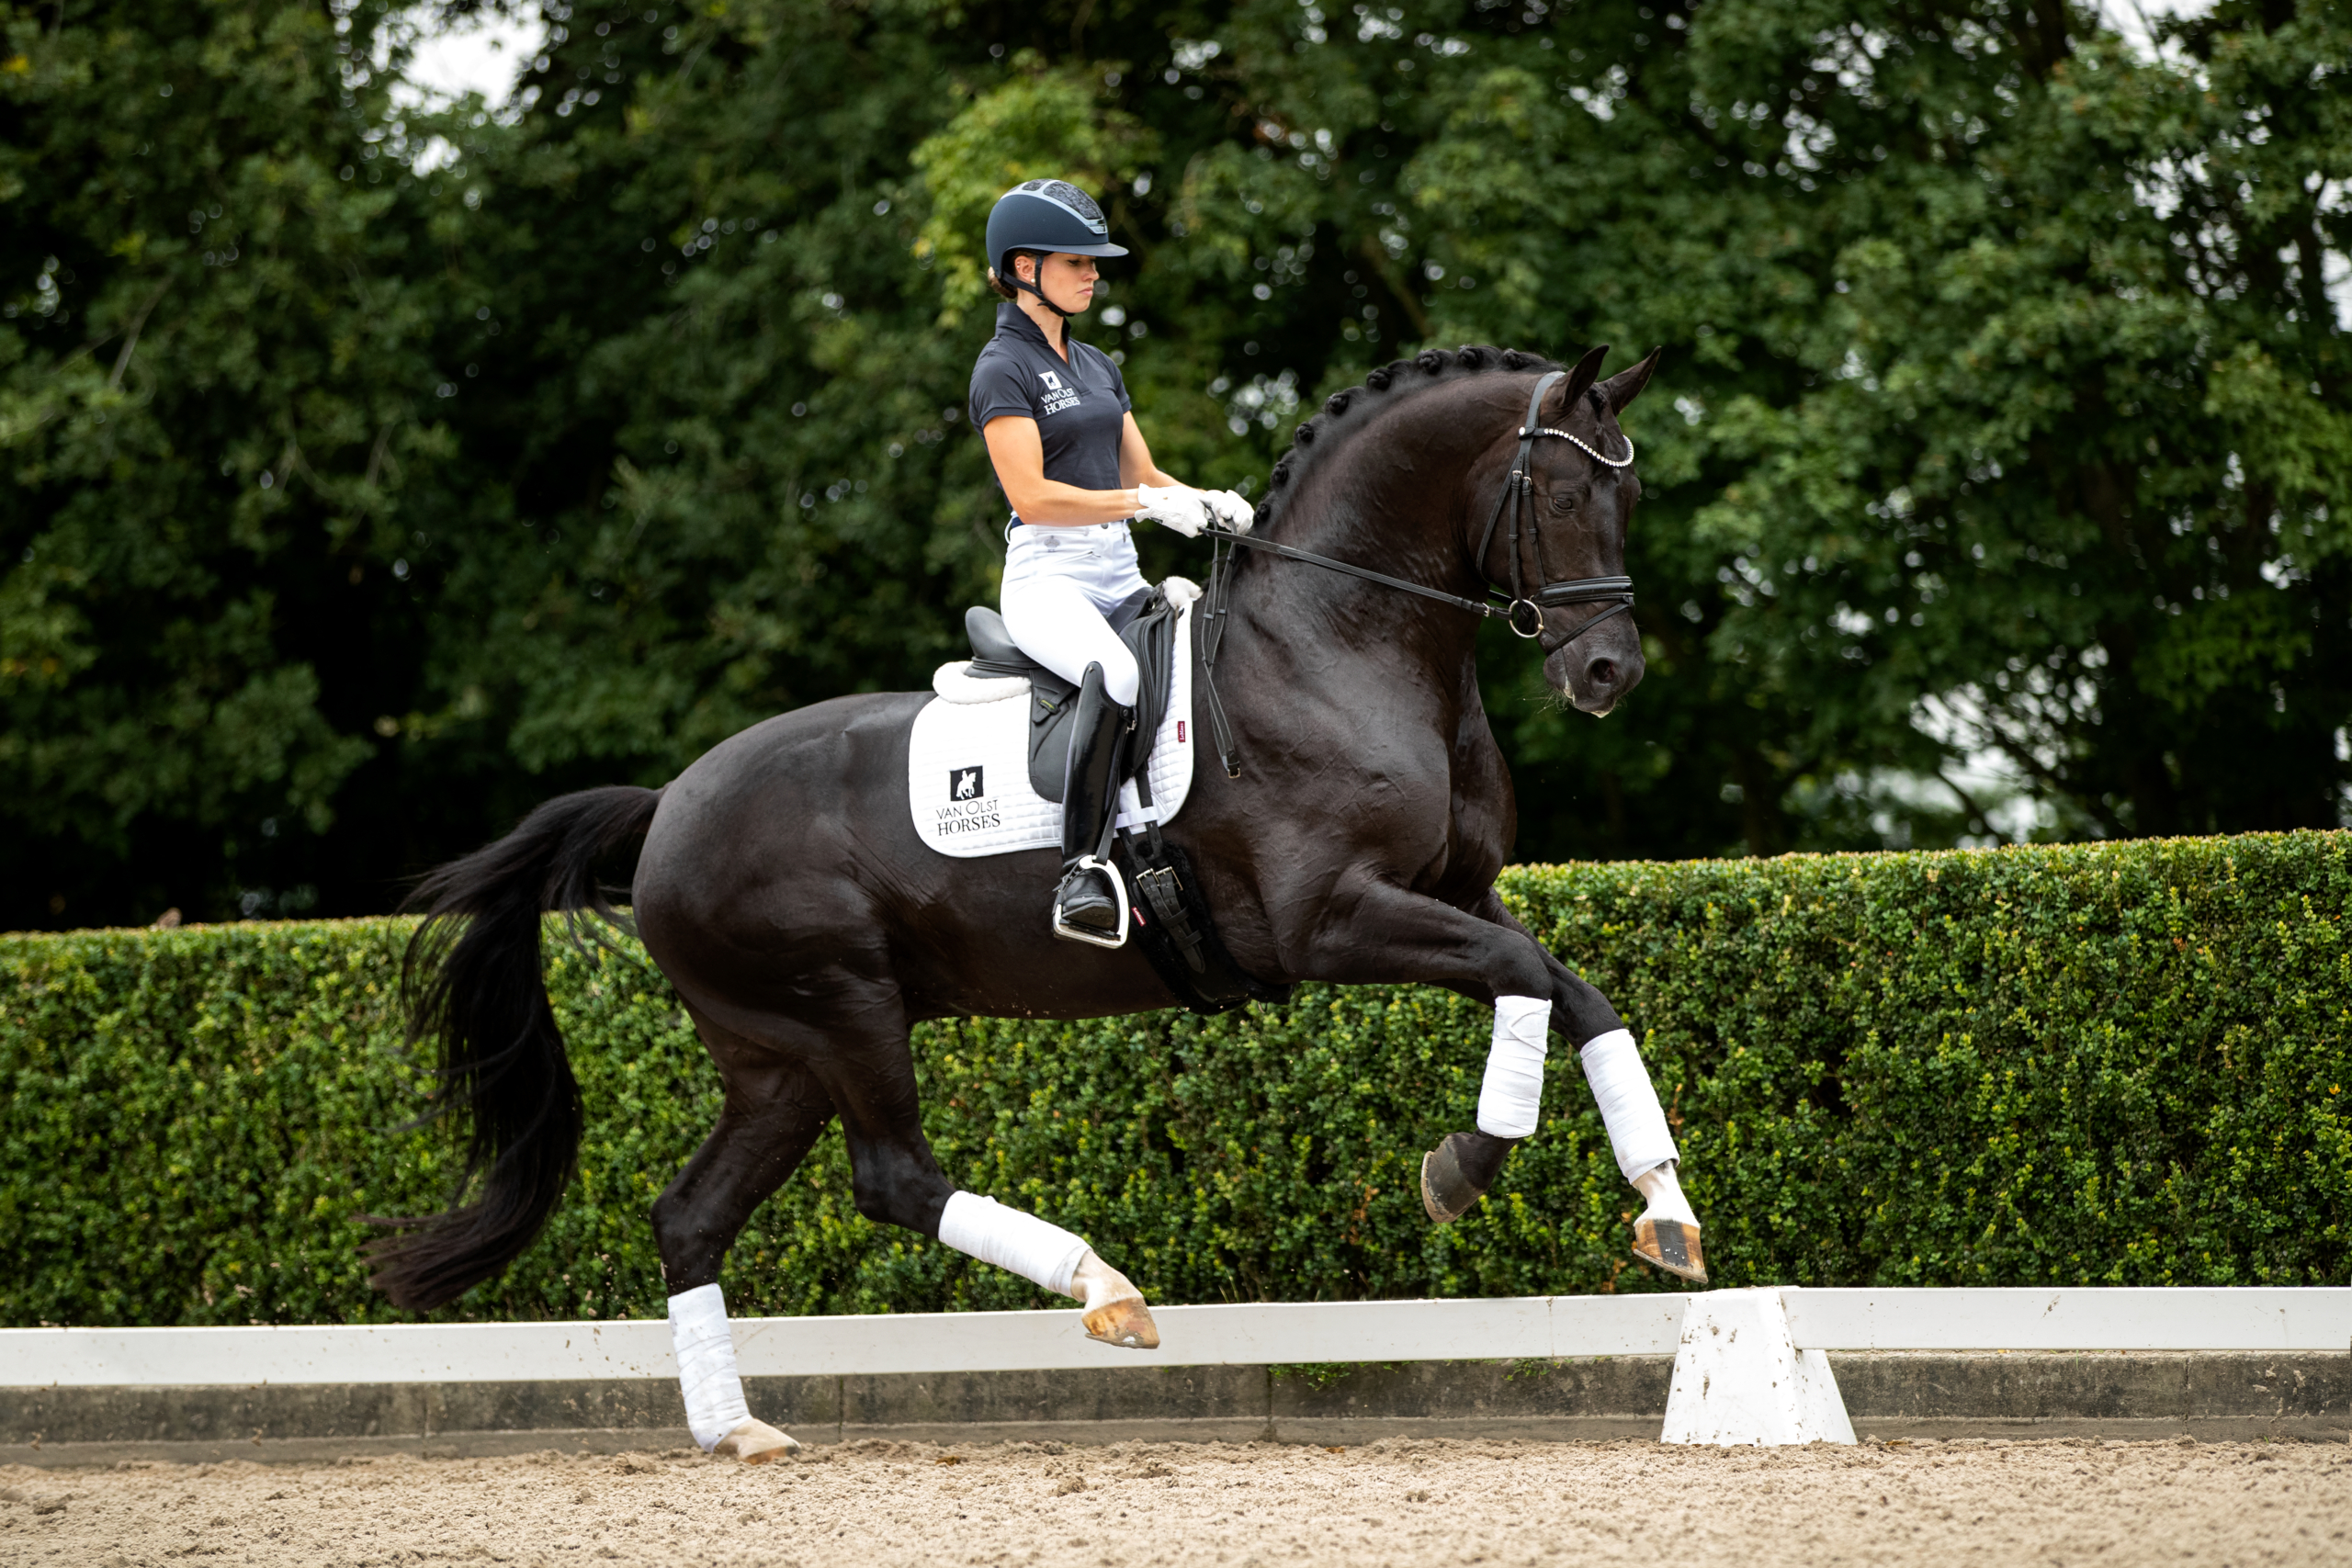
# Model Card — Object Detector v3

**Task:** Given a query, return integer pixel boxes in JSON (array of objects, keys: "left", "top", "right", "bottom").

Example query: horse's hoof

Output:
[
  {"left": 1420, "top": 1134, "right": 1487, "bottom": 1224},
  {"left": 1083, "top": 1294, "right": 1161, "bottom": 1349},
  {"left": 714, "top": 1416, "right": 800, "bottom": 1464},
  {"left": 1633, "top": 1216, "right": 1708, "bottom": 1285}
]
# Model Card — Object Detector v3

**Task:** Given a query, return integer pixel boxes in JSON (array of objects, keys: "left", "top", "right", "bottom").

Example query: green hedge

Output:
[{"left": 4, "top": 831, "right": 2347, "bottom": 1326}]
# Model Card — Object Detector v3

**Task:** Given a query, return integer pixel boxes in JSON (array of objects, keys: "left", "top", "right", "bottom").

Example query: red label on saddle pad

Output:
[{"left": 1177, "top": 721, "right": 1186, "bottom": 744}]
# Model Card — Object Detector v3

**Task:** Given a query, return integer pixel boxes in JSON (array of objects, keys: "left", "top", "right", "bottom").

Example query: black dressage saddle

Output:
[
  {"left": 955, "top": 584, "right": 1288, "bottom": 1017},
  {"left": 960, "top": 584, "right": 1182, "bottom": 803}
]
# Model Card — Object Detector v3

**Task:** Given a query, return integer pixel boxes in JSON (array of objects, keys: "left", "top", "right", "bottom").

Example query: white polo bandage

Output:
[
  {"left": 1579, "top": 1027, "right": 1678, "bottom": 1182},
  {"left": 667, "top": 1283, "right": 752, "bottom": 1451},
  {"left": 937, "top": 1190, "right": 1090, "bottom": 1298},
  {"left": 1476, "top": 994, "right": 1554, "bottom": 1139}
]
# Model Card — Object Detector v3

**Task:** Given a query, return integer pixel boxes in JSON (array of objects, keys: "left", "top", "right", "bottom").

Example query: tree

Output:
[
  {"left": 0, "top": 0, "right": 458, "bottom": 924},
  {"left": 3, "top": 0, "right": 2345, "bottom": 929}
]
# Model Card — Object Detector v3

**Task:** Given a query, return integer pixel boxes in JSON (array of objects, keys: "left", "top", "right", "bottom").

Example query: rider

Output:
[{"left": 969, "top": 179, "right": 1251, "bottom": 942}]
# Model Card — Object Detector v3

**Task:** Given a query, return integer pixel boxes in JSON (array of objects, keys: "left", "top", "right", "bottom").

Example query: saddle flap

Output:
[{"left": 1024, "top": 585, "right": 1183, "bottom": 802}]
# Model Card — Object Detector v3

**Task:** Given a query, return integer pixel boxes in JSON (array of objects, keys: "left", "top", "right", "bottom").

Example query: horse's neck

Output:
[{"left": 1216, "top": 391, "right": 1507, "bottom": 702}]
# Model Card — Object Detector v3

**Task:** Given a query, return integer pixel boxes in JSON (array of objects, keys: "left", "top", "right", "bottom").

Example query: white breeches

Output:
[
  {"left": 1001, "top": 522, "right": 1148, "bottom": 706},
  {"left": 1477, "top": 998, "right": 1679, "bottom": 1181}
]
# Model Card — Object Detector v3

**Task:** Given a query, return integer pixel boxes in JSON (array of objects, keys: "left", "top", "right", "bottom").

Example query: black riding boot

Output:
[{"left": 1051, "top": 662, "right": 1133, "bottom": 942}]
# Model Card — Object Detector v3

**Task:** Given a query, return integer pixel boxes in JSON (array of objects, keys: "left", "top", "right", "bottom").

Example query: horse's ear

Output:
[
  {"left": 1555, "top": 344, "right": 1611, "bottom": 418},
  {"left": 1598, "top": 347, "right": 1664, "bottom": 413}
]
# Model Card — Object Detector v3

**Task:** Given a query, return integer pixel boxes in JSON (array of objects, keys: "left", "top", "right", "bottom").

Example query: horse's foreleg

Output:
[
  {"left": 1315, "top": 884, "right": 1704, "bottom": 1281},
  {"left": 651, "top": 1056, "right": 835, "bottom": 1463},
  {"left": 821, "top": 1034, "right": 1160, "bottom": 1351},
  {"left": 1580, "top": 1027, "right": 1702, "bottom": 1280},
  {"left": 1450, "top": 890, "right": 1704, "bottom": 1282}
]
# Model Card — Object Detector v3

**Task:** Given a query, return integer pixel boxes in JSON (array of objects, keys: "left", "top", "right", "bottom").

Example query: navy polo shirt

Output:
[{"left": 968, "top": 303, "right": 1131, "bottom": 522}]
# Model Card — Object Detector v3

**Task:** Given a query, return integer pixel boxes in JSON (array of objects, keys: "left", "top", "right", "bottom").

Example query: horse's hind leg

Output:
[
  {"left": 815, "top": 1017, "right": 1161, "bottom": 1350},
  {"left": 650, "top": 1033, "right": 835, "bottom": 1463}
]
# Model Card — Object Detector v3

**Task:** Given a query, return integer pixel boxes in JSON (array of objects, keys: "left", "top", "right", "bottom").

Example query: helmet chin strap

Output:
[
  {"left": 1006, "top": 254, "right": 1077, "bottom": 321},
  {"left": 1014, "top": 274, "right": 1075, "bottom": 320}
]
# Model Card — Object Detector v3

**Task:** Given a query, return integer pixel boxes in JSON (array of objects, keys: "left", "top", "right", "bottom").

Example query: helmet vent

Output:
[{"left": 1018, "top": 178, "right": 1109, "bottom": 235}]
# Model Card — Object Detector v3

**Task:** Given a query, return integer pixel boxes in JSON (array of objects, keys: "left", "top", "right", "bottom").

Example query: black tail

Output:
[{"left": 367, "top": 784, "right": 663, "bottom": 1311}]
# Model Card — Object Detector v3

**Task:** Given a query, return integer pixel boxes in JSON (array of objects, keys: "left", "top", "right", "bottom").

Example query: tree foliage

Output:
[{"left": 2, "top": 0, "right": 2346, "bottom": 926}]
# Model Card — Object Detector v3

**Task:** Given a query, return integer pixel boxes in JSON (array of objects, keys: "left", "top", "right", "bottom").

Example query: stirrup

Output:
[{"left": 1051, "top": 855, "right": 1130, "bottom": 950}]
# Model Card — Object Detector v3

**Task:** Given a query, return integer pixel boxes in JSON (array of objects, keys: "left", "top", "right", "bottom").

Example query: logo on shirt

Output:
[{"left": 1038, "top": 368, "right": 1081, "bottom": 418}]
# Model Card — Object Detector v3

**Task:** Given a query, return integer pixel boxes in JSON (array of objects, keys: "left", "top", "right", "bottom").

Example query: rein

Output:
[{"left": 1195, "top": 369, "right": 1637, "bottom": 779}]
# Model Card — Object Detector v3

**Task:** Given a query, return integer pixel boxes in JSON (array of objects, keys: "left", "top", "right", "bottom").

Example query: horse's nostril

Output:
[{"left": 1585, "top": 658, "right": 1618, "bottom": 691}]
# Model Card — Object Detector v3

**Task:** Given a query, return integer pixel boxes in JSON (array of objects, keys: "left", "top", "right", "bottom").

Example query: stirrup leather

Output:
[{"left": 1051, "top": 855, "right": 1130, "bottom": 950}]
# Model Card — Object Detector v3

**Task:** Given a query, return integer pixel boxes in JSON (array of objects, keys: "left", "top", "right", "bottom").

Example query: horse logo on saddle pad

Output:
[{"left": 907, "top": 581, "right": 1199, "bottom": 860}]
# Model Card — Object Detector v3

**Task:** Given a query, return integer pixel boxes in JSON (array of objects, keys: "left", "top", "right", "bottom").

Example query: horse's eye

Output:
[{"left": 1549, "top": 491, "right": 1577, "bottom": 514}]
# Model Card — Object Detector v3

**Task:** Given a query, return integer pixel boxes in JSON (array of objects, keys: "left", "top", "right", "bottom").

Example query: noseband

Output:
[{"left": 1195, "top": 367, "right": 1638, "bottom": 775}]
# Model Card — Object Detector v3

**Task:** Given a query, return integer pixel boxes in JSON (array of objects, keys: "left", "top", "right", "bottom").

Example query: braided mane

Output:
[{"left": 1250, "top": 344, "right": 1576, "bottom": 530}]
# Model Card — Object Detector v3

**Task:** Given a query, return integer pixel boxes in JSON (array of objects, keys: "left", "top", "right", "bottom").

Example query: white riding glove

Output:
[
  {"left": 1200, "top": 489, "right": 1256, "bottom": 536},
  {"left": 1133, "top": 483, "right": 1211, "bottom": 538}
]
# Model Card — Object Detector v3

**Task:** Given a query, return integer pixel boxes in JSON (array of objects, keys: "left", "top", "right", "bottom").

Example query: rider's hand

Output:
[
  {"left": 1134, "top": 483, "right": 1210, "bottom": 538},
  {"left": 1200, "top": 490, "right": 1255, "bottom": 536}
]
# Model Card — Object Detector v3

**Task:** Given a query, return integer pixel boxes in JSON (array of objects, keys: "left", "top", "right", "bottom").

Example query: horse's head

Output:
[
  {"left": 1480, "top": 344, "right": 1659, "bottom": 717},
  {"left": 1250, "top": 342, "right": 1659, "bottom": 719}
]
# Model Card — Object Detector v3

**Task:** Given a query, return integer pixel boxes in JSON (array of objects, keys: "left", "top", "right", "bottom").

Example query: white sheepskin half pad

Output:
[
  {"left": 932, "top": 662, "right": 1031, "bottom": 705},
  {"left": 907, "top": 596, "right": 1197, "bottom": 858}
]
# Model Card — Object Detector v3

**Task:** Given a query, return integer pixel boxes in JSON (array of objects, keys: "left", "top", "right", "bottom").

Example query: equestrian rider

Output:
[{"left": 969, "top": 179, "right": 1251, "bottom": 942}]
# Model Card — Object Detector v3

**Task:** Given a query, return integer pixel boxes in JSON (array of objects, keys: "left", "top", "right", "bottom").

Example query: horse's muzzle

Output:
[{"left": 1549, "top": 626, "right": 1645, "bottom": 717}]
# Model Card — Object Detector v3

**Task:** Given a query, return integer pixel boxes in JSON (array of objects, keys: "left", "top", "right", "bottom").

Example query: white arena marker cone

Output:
[{"left": 1659, "top": 1287, "right": 1856, "bottom": 1447}]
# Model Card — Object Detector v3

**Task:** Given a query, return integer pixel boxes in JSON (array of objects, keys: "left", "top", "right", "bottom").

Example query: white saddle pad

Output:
[{"left": 908, "top": 598, "right": 1197, "bottom": 859}]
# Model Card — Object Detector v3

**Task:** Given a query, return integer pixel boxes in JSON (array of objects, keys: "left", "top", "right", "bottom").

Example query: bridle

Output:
[
  {"left": 1476, "top": 369, "right": 1637, "bottom": 646},
  {"left": 1196, "top": 368, "right": 1638, "bottom": 777}
]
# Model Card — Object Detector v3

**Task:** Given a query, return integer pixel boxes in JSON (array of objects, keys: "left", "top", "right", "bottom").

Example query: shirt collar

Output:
[{"left": 995, "top": 300, "right": 1067, "bottom": 355}]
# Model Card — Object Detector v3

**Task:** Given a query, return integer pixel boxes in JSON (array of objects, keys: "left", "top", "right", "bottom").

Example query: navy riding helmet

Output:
[{"left": 985, "top": 180, "right": 1129, "bottom": 316}]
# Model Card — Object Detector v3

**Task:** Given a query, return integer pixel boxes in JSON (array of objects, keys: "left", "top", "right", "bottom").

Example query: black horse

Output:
[{"left": 377, "top": 343, "right": 1690, "bottom": 1462}]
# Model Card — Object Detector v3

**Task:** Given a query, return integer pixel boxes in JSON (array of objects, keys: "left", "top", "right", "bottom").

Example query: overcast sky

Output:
[{"left": 401, "top": 6, "right": 548, "bottom": 105}]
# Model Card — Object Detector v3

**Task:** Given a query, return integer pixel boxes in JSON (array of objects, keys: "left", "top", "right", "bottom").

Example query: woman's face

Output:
[{"left": 1020, "top": 252, "right": 1099, "bottom": 315}]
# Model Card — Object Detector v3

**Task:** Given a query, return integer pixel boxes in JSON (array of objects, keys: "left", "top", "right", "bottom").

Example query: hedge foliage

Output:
[{"left": 4, "top": 831, "right": 2346, "bottom": 1326}]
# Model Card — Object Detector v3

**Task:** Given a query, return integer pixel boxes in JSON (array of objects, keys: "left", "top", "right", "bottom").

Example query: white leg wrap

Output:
[
  {"left": 937, "top": 1190, "right": 1090, "bottom": 1298},
  {"left": 1579, "top": 1027, "right": 1679, "bottom": 1182},
  {"left": 667, "top": 1283, "right": 752, "bottom": 1452},
  {"left": 1476, "top": 994, "right": 1554, "bottom": 1139}
]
